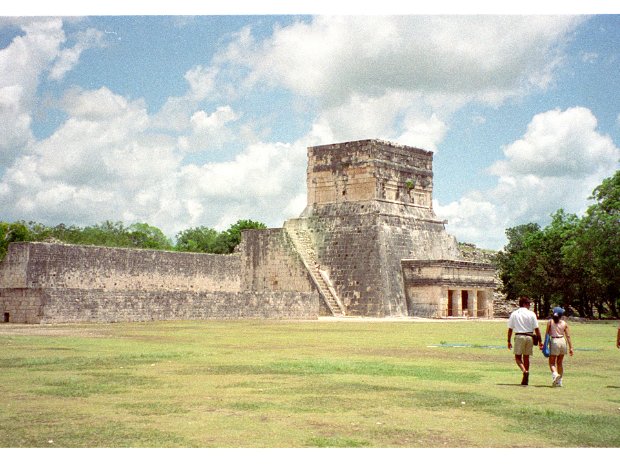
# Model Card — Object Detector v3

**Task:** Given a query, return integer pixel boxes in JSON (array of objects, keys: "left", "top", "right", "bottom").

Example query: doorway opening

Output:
[{"left": 461, "top": 290, "right": 469, "bottom": 312}]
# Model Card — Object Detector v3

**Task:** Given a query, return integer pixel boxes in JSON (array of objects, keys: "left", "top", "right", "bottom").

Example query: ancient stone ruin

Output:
[{"left": 0, "top": 139, "right": 495, "bottom": 324}]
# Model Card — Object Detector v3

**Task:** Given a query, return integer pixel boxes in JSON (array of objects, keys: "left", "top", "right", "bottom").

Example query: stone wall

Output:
[
  {"left": 40, "top": 289, "right": 317, "bottom": 323},
  {"left": 0, "top": 288, "right": 317, "bottom": 324},
  {"left": 0, "top": 240, "right": 319, "bottom": 324},
  {"left": 0, "top": 289, "right": 42, "bottom": 324},
  {"left": 0, "top": 242, "right": 241, "bottom": 292},
  {"left": 240, "top": 228, "right": 316, "bottom": 293},
  {"left": 0, "top": 242, "right": 29, "bottom": 289}
]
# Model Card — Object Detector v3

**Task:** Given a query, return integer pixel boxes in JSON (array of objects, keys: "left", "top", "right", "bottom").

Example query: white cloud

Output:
[
  {"left": 214, "top": 15, "right": 582, "bottom": 150},
  {"left": 490, "top": 107, "right": 618, "bottom": 179},
  {"left": 396, "top": 113, "right": 447, "bottom": 153},
  {"left": 1, "top": 16, "right": 607, "bottom": 247},
  {"left": 0, "top": 18, "right": 107, "bottom": 166},
  {"left": 175, "top": 140, "right": 308, "bottom": 229},
  {"left": 152, "top": 65, "right": 220, "bottom": 132},
  {"left": 184, "top": 65, "right": 218, "bottom": 101},
  {"left": 436, "top": 107, "right": 620, "bottom": 250},
  {"left": 49, "top": 28, "right": 106, "bottom": 80},
  {"left": 434, "top": 193, "right": 505, "bottom": 250},
  {"left": 304, "top": 92, "right": 450, "bottom": 151},
  {"left": 0, "top": 85, "right": 33, "bottom": 162},
  {"left": 0, "top": 18, "right": 65, "bottom": 163},
  {"left": 225, "top": 16, "right": 582, "bottom": 105},
  {"left": 0, "top": 86, "right": 181, "bottom": 226},
  {"left": 0, "top": 80, "right": 310, "bottom": 235},
  {"left": 177, "top": 106, "right": 239, "bottom": 153}
]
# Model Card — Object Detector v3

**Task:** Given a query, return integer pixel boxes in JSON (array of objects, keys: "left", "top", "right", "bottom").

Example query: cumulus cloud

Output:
[
  {"left": 0, "top": 18, "right": 65, "bottom": 163},
  {"left": 214, "top": 15, "right": 582, "bottom": 151},
  {"left": 0, "top": 80, "right": 309, "bottom": 235},
  {"left": 223, "top": 16, "right": 581, "bottom": 104},
  {"left": 151, "top": 65, "right": 220, "bottom": 132},
  {"left": 49, "top": 27, "right": 106, "bottom": 80},
  {"left": 178, "top": 106, "right": 239, "bottom": 153},
  {"left": 0, "top": 86, "right": 180, "bottom": 226},
  {"left": 175, "top": 140, "right": 308, "bottom": 231},
  {"left": 434, "top": 193, "right": 505, "bottom": 249},
  {"left": 0, "top": 16, "right": 604, "bottom": 244},
  {"left": 0, "top": 18, "right": 108, "bottom": 166},
  {"left": 0, "top": 17, "right": 309, "bottom": 235},
  {"left": 436, "top": 107, "right": 620, "bottom": 250},
  {"left": 490, "top": 107, "right": 618, "bottom": 179}
]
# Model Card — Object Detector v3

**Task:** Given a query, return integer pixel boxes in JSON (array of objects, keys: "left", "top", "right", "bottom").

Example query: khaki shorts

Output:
[
  {"left": 514, "top": 334, "right": 533, "bottom": 355},
  {"left": 550, "top": 337, "right": 567, "bottom": 356}
]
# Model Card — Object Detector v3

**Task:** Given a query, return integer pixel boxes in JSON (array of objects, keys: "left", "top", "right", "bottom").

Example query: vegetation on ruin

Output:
[
  {"left": 495, "top": 170, "right": 620, "bottom": 320},
  {"left": 0, "top": 218, "right": 266, "bottom": 260},
  {"left": 0, "top": 319, "right": 618, "bottom": 448}
]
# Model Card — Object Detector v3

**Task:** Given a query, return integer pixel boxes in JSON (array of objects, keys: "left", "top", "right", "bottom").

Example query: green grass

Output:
[{"left": 0, "top": 319, "right": 619, "bottom": 448}]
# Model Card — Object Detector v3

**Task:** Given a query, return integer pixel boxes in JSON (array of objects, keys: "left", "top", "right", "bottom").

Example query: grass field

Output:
[{"left": 0, "top": 318, "right": 619, "bottom": 448}]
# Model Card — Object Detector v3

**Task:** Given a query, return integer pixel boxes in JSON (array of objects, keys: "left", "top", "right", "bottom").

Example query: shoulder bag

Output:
[{"left": 542, "top": 333, "right": 550, "bottom": 358}]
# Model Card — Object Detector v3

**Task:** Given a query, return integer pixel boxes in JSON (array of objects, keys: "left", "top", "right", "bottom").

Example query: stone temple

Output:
[{"left": 0, "top": 139, "right": 496, "bottom": 324}]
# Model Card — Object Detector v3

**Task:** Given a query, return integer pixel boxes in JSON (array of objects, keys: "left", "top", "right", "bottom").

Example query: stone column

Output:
[
  {"left": 477, "top": 290, "right": 488, "bottom": 318},
  {"left": 470, "top": 290, "right": 477, "bottom": 318},
  {"left": 451, "top": 290, "right": 461, "bottom": 317}
]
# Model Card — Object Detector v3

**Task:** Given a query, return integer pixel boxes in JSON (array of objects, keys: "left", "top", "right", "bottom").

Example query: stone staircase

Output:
[{"left": 284, "top": 221, "right": 346, "bottom": 316}]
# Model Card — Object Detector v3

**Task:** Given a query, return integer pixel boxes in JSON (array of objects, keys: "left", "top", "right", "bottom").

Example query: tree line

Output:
[
  {"left": 495, "top": 170, "right": 619, "bottom": 319},
  {"left": 0, "top": 219, "right": 266, "bottom": 261}
]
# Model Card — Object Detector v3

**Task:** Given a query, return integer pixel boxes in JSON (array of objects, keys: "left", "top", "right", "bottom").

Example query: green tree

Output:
[
  {"left": 538, "top": 210, "right": 580, "bottom": 316},
  {"left": 495, "top": 223, "right": 541, "bottom": 300},
  {"left": 0, "top": 221, "right": 31, "bottom": 260},
  {"left": 212, "top": 219, "right": 267, "bottom": 254},
  {"left": 48, "top": 223, "right": 83, "bottom": 244},
  {"left": 563, "top": 171, "right": 620, "bottom": 318},
  {"left": 495, "top": 212, "right": 579, "bottom": 318},
  {"left": 129, "top": 223, "right": 173, "bottom": 250},
  {"left": 175, "top": 226, "right": 219, "bottom": 253},
  {"left": 76, "top": 221, "right": 132, "bottom": 247},
  {"left": 497, "top": 171, "right": 620, "bottom": 319}
]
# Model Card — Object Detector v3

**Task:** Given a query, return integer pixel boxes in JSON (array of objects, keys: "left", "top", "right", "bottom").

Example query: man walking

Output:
[{"left": 507, "top": 296, "right": 543, "bottom": 385}]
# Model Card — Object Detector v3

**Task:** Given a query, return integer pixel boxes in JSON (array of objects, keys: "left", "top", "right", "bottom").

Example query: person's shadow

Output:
[{"left": 496, "top": 383, "right": 555, "bottom": 388}]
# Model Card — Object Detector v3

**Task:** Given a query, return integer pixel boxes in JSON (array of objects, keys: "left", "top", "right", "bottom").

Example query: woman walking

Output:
[{"left": 545, "top": 307, "right": 574, "bottom": 387}]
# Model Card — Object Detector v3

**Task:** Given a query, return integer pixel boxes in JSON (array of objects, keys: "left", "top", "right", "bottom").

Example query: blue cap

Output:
[{"left": 552, "top": 307, "right": 565, "bottom": 317}]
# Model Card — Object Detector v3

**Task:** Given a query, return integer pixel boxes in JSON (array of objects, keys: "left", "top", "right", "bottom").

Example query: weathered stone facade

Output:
[
  {"left": 401, "top": 260, "right": 496, "bottom": 318},
  {"left": 0, "top": 231, "right": 318, "bottom": 324},
  {"left": 285, "top": 139, "right": 494, "bottom": 317},
  {"left": 0, "top": 139, "right": 495, "bottom": 323}
]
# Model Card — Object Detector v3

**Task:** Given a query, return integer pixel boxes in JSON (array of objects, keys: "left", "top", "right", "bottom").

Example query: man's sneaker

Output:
[
  {"left": 521, "top": 371, "right": 529, "bottom": 385},
  {"left": 552, "top": 372, "right": 560, "bottom": 386},
  {"left": 557, "top": 376, "right": 562, "bottom": 387}
]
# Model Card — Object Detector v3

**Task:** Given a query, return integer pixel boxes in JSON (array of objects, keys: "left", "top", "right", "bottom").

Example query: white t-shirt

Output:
[{"left": 507, "top": 307, "right": 539, "bottom": 333}]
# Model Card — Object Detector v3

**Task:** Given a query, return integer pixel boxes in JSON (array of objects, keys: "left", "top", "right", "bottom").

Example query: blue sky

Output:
[{"left": 1, "top": 3, "right": 619, "bottom": 250}]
